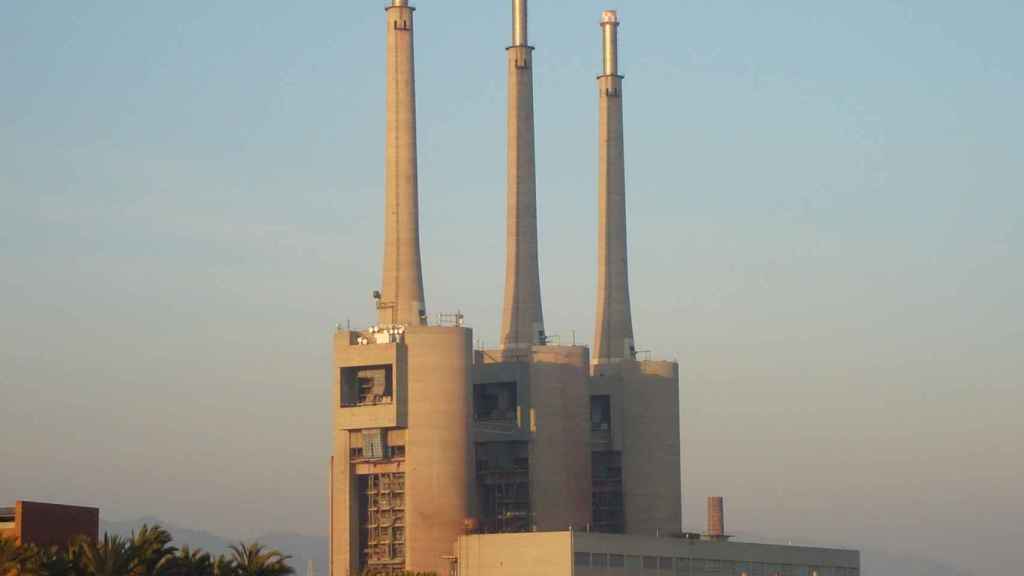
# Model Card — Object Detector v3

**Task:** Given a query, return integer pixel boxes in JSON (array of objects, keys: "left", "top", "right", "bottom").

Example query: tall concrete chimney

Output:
[
  {"left": 379, "top": 0, "right": 426, "bottom": 326},
  {"left": 593, "top": 10, "right": 635, "bottom": 363},
  {"left": 500, "top": 0, "right": 546, "bottom": 348}
]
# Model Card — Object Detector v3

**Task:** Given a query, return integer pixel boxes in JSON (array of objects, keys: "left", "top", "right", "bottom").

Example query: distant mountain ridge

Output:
[{"left": 100, "top": 517, "right": 328, "bottom": 575}]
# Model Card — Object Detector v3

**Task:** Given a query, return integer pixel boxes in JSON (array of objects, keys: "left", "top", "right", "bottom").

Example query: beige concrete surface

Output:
[
  {"left": 331, "top": 326, "right": 472, "bottom": 576},
  {"left": 501, "top": 0, "right": 545, "bottom": 349},
  {"left": 593, "top": 13, "right": 634, "bottom": 364},
  {"left": 474, "top": 346, "right": 592, "bottom": 532},
  {"left": 591, "top": 360, "right": 682, "bottom": 536},
  {"left": 380, "top": 0, "right": 426, "bottom": 326},
  {"left": 456, "top": 531, "right": 859, "bottom": 576},
  {"left": 456, "top": 532, "right": 571, "bottom": 576}
]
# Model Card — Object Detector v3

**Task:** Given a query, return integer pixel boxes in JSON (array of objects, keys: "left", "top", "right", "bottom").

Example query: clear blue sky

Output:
[{"left": 1, "top": 2, "right": 1020, "bottom": 574}]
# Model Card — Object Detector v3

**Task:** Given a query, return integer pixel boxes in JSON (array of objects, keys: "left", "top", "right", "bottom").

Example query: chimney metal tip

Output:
[{"left": 513, "top": 0, "right": 528, "bottom": 46}]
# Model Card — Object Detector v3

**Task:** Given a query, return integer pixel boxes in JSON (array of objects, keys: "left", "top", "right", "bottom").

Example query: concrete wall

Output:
[
  {"left": 592, "top": 360, "right": 682, "bottom": 536},
  {"left": 474, "top": 346, "right": 592, "bottom": 532},
  {"left": 456, "top": 532, "right": 571, "bottom": 576},
  {"left": 404, "top": 326, "right": 473, "bottom": 574},
  {"left": 455, "top": 532, "right": 859, "bottom": 576},
  {"left": 332, "top": 326, "right": 472, "bottom": 576},
  {"left": 528, "top": 346, "right": 592, "bottom": 531},
  {"left": 8, "top": 501, "right": 98, "bottom": 547}
]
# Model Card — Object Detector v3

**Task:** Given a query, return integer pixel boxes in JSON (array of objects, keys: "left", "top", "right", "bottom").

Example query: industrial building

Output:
[
  {"left": 456, "top": 531, "right": 860, "bottom": 576},
  {"left": 329, "top": 2, "right": 858, "bottom": 575},
  {"left": 0, "top": 501, "right": 99, "bottom": 548}
]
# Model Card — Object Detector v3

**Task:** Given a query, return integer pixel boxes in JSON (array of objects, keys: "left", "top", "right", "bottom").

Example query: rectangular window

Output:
[
  {"left": 341, "top": 365, "right": 393, "bottom": 406},
  {"left": 575, "top": 552, "right": 591, "bottom": 567},
  {"left": 475, "top": 442, "right": 531, "bottom": 533},
  {"left": 474, "top": 381, "right": 518, "bottom": 422},
  {"left": 362, "top": 429, "right": 387, "bottom": 460},
  {"left": 590, "top": 395, "right": 612, "bottom": 442},
  {"left": 591, "top": 450, "right": 624, "bottom": 533}
]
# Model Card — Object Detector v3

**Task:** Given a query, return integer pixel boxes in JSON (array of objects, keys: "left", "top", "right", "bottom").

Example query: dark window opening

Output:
[
  {"left": 591, "top": 395, "right": 612, "bottom": 444},
  {"left": 474, "top": 381, "right": 518, "bottom": 423},
  {"left": 342, "top": 365, "right": 394, "bottom": 407},
  {"left": 476, "top": 441, "right": 531, "bottom": 533},
  {"left": 592, "top": 450, "right": 624, "bottom": 533}
]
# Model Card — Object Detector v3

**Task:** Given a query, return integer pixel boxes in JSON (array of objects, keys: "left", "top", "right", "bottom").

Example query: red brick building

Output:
[{"left": 0, "top": 501, "right": 98, "bottom": 547}]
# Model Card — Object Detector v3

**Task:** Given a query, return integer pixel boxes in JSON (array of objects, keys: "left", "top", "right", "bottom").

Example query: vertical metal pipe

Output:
[
  {"left": 601, "top": 10, "right": 619, "bottom": 76},
  {"left": 513, "top": 0, "right": 528, "bottom": 46}
]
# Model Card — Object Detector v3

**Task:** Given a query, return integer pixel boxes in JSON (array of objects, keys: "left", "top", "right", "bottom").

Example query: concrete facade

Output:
[
  {"left": 331, "top": 326, "right": 473, "bottom": 576},
  {"left": 0, "top": 501, "right": 98, "bottom": 547},
  {"left": 591, "top": 361, "right": 682, "bottom": 536},
  {"left": 456, "top": 532, "right": 860, "bottom": 576},
  {"left": 474, "top": 346, "right": 592, "bottom": 533}
]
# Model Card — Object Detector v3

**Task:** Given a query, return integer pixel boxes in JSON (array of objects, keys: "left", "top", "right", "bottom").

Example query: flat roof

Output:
[
  {"left": 574, "top": 532, "right": 859, "bottom": 568},
  {"left": 459, "top": 531, "right": 859, "bottom": 570}
]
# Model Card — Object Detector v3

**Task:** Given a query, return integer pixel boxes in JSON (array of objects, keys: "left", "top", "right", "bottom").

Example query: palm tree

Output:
[
  {"left": 166, "top": 545, "right": 215, "bottom": 576},
  {"left": 130, "top": 524, "right": 177, "bottom": 576},
  {"left": 228, "top": 543, "right": 294, "bottom": 576},
  {"left": 0, "top": 538, "right": 19, "bottom": 576},
  {"left": 212, "top": 554, "right": 236, "bottom": 576},
  {"left": 79, "top": 533, "right": 134, "bottom": 576},
  {"left": 15, "top": 544, "right": 78, "bottom": 576}
]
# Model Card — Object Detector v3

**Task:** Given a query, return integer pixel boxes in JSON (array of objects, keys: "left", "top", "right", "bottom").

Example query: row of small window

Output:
[{"left": 573, "top": 553, "right": 857, "bottom": 576}]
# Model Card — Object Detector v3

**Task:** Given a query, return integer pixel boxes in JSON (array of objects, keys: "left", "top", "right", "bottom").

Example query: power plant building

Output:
[{"left": 329, "top": 2, "right": 858, "bottom": 575}]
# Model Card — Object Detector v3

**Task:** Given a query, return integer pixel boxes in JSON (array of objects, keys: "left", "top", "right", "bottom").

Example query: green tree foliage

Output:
[
  {"left": 227, "top": 543, "right": 294, "bottom": 576},
  {"left": 164, "top": 546, "right": 213, "bottom": 576},
  {"left": 0, "top": 525, "right": 295, "bottom": 576},
  {"left": 0, "top": 538, "right": 20, "bottom": 576},
  {"left": 129, "top": 525, "right": 176, "bottom": 576},
  {"left": 79, "top": 534, "right": 134, "bottom": 576}
]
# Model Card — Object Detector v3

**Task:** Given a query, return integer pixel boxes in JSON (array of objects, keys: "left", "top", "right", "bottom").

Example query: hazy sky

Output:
[{"left": 1, "top": 1, "right": 1020, "bottom": 574}]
